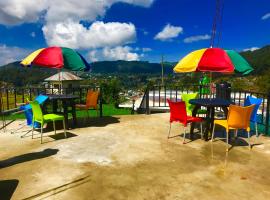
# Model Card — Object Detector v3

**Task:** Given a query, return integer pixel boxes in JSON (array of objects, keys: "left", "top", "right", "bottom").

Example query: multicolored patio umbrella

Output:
[
  {"left": 173, "top": 48, "right": 253, "bottom": 75},
  {"left": 20, "top": 46, "right": 90, "bottom": 71}
]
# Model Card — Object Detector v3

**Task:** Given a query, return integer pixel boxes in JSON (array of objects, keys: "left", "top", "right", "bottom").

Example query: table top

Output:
[
  {"left": 46, "top": 94, "right": 78, "bottom": 100},
  {"left": 189, "top": 98, "right": 232, "bottom": 107}
]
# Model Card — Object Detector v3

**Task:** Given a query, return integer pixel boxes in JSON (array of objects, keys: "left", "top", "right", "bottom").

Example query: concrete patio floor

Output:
[{"left": 1, "top": 113, "right": 270, "bottom": 200}]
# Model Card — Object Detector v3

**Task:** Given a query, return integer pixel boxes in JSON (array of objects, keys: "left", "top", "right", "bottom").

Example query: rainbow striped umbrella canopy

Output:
[
  {"left": 21, "top": 46, "right": 90, "bottom": 71},
  {"left": 174, "top": 48, "right": 253, "bottom": 75}
]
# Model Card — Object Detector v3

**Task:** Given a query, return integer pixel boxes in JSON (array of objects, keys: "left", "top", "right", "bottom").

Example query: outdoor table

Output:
[
  {"left": 189, "top": 98, "right": 232, "bottom": 141},
  {"left": 45, "top": 94, "right": 78, "bottom": 129}
]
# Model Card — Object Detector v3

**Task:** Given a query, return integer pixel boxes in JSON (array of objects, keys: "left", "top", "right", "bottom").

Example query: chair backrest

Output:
[
  {"left": 30, "top": 101, "right": 44, "bottom": 123},
  {"left": 167, "top": 99, "right": 187, "bottom": 125},
  {"left": 35, "top": 95, "right": 48, "bottom": 105},
  {"left": 86, "top": 90, "right": 99, "bottom": 108},
  {"left": 181, "top": 93, "right": 198, "bottom": 115},
  {"left": 244, "top": 96, "right": 263, "bottom": 122},
  {"left": 227, "top": 104, "right": 255, "bottom": 130}
]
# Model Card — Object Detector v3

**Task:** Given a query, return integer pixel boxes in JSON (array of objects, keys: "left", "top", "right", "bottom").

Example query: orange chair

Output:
[
  {"left": 76, "top": 90, "right": 99, "bottom": 119},
  {"left": 211, "top": 104, "right": 255, "bottom": 151}
]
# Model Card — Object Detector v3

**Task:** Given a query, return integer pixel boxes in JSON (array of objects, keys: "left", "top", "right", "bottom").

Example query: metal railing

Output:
[
  {"left": 139, "top": 84, "right": 270, "bottom": 136},
  {"left": 0, "top": 86, "right": 103, "bottom": 117}
]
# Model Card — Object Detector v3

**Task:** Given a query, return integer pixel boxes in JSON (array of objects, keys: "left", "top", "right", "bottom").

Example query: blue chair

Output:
[
  {"left": 244, "top": 96, "right": 263, "bottom": 137},
  {"left": 20, "top": 95, "right": 48, "bottom": 128}
]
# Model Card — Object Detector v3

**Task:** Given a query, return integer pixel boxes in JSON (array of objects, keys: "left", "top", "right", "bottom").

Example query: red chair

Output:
[{"left": 167, "top": 99, "right": 203, "bottom": 144}]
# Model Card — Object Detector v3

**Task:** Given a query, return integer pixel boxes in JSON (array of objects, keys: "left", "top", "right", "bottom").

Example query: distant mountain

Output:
[
  {"left": 0, "top": 62, "right": 57, "bottom": 87},
  {"left": 0, "top": 45, "right": 269, "bottom": 87},
  {"left": 91, "top": 60, "right": 175, "bottom": 74},
  {"left": 0, "top": 61, "right": 175, "bottom": 86},
  {"left": 240, "top": 45, "right": 270, "bottom": 74}
]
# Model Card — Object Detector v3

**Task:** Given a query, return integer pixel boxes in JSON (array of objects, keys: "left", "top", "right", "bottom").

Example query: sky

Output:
[{"left": 0, "top": 0, "right": 269, "bottom": 65}]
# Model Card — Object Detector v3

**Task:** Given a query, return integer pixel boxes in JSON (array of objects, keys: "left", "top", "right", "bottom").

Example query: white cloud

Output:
[
  {"left": 88, "top": 50, "right": 99, "bottom": 62},
  {"left": 0, "top": 0, "right": 48, "bottom": 25},
  {"left": 0, "top": 0, "right": 154, "bottom": 50},
  {"left": 261, "top": 13, "right": 270, "bottom": 20},
  {"left": 103, "top": 46, "right": 139, "bottom": 61},
  {"left": 154, "top": 24, "right": 183, "bottom": 41},
  {"left": 30, "top": 32, "right": 36, "bottom": 38},
  {"left": 243, "top": 47, "right": 260, "bottom": 52},
  {"left": 0, "top": 45, "right": 30, "bottom": 66},
  {"left": 0, "top": 0, "right": 154, "bottom": 25},
  {"left": 183, "top": 34, "right": 211, "bottom": 43},
  {"left": 88, "top": 46, "right": 140, "bottom": 61},
  {"left": 134, "top": 47, "right": 152, "bottom": 52},
  {"left": 142, "top": 47, "right": 152, "bottom": 52},
  {"left": 43, "top": 20, "right": 136, "bottom": 49}
]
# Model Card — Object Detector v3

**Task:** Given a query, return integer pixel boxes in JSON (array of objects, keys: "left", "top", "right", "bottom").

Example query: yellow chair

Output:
[
  {"left": 76, "top": 90, "right": 99, "bottom": 119},
  {"left": 211, "top": 104, "right": 255, "bottom": 151}
]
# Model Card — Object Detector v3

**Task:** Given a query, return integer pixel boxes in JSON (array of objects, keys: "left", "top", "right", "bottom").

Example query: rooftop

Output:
[
  {"left": 1, "top": 113, "right": 270, "bottom": 199},
  {"left": 45, "top": 72, "right": 82, "bottom": 82}
]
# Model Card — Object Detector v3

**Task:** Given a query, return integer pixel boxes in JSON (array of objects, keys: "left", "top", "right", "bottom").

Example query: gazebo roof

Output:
[{"left": 45, "top": 72, "right": 82, "bottom": 81}]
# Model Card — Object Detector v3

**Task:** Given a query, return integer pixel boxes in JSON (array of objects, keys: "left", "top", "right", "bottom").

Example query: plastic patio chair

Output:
[
  {"left": 75, "top": 90, "right": 99, "bottom": 119},
  {"left": 9, "top": 95, "right": 48, "bottom": 136},
  {"left": 30, "top": 101, "right": 66, "bottom": 144},
  {"left": 244, "top": 96, "right": 263, "bottom": 137},
  {"left": 181, "top": 93, "right": 207, "bottom": 116},
  {"left": 212, "top": 104, "right": 255, "bottom": 151},
  {"left": 167, "top": 99, "right": 203, "bottom": 144}
]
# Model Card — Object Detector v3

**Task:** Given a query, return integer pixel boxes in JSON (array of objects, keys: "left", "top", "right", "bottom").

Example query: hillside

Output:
[
  {"left": 0, "top": 62, "right": 57, "bottom": 86},
  {"left": 0, "top": 45, "right": 269, "bottom": 87},
  {"left": 0, "top": 61, "right": 175, "bottom": 86},
  {"left": 91, "top": 61, "right": 175, "bottom": 74},
  {"left": 240, "top": 45, "right": 270, "bottom": 74}
]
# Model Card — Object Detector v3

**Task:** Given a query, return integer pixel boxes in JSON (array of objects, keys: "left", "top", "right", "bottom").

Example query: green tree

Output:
[{"left": 100, "top": 78, "right": 123, "bottom": 108}]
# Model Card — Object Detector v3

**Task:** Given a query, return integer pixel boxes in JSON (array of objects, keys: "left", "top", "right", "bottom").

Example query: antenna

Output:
[{"left": 210, "top": 0, "right": 225, "bottom": 47}]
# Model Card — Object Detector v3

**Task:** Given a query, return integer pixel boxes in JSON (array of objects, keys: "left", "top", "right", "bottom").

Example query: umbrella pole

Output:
[
  {"left": 209, "top": 72, "right": 213, "bottom": 98},
  {"left": 58, "top": 69, "right": 61, "bottom": 94}
]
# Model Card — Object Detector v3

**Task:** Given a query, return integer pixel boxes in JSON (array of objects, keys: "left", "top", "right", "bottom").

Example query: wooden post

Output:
[
  {"left": 131, "top": 98, "right": 135, "bottom": 115},
  {"left": 146, "top": 87, "right": 150, "bottom": 115},
  {"left": 161, "top": 55, "right": 164, "bottom": 86},
  {"left": 265, "top": 93, "right": 270, "bottom": 136},
  {"left": 99, "top": 87, "right": 103, "bottom": 118}
]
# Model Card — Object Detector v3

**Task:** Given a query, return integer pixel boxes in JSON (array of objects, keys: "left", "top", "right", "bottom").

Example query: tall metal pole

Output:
[{"left": 161, "top": 55, "right": 164, "bottom": 86}]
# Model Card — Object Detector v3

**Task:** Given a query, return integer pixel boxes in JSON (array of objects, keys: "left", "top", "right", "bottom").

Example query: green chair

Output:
[
  {"left": 181, "top": 93, "right": 207, "bottom": 116},
  {"left": 30, "top": 101, "right": 66, "bottom": 144}
]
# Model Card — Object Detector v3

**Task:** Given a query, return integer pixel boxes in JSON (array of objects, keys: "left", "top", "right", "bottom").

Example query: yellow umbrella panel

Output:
[
  {"left": 174, "top": 49, "right": 207, "bottom": 73},
  {"left": 20, "top": 48, "right": 44, "bottom": 66}
]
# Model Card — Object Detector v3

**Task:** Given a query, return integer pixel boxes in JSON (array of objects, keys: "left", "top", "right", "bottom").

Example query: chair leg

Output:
[
  {"left": 53, "top": 121, "right": 56, "bottom": 135},
  {"left": 32, "top": 124, "right": 34, "bottom": 139},
  {"left": 63, "top": 120, "right": 67, "bottom": 138},
  {"left": 211, "top": 124, "right": 215, "bottom": 142},
  {"left": 255, "top": 123, "right": 258, "bottom": 138},
  {"left": 200, "top": 122, "right": 203, "bottom": 139},
  {"left": 226, "top": 130, "right": 229, "bottom": 152},
  {"left": 96, "top": 108, "right": 99, "bottom": 117},
  {"left": 167, "top": 123, "right": 171, "bottom": 139},
  {"left": 40, "top": 125, "right": 43, "bottom": 144},
  {"left": 87, "top": 110, "right": 90, "bottom": 121},
  {"left": 247, "top": 131, "right": 251, "bottom": 150},
  {"left": 183, "top": 127, "right": 186, "bottom": 144}
]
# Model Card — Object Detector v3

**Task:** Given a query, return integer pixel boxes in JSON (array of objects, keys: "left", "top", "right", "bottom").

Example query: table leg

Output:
[
  {"left": 71, "top": 100, "right": 77, "bottom": 127},
  {"left": 190, "top": 105, "right": 200, "bottom": 140},
  {"left": 221, "top": 106, "right": 229, "bottom": 117},
  {"left": 209, "top": 107, "right": 215, "bottom": 140},
  {"left": 62, "top": 100, "right": 69, "bottom": 129},
  {"left": 52, "top": 99, "right": 58, "bottom": 113},
  {"left": 203, "top": 107, "right": 212, "bottom": 140}
]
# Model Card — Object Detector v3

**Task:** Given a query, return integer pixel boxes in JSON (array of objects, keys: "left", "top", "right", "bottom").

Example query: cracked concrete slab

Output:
[{"left": 1, "top": 113, "right": 270, "bottom": 200}]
